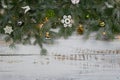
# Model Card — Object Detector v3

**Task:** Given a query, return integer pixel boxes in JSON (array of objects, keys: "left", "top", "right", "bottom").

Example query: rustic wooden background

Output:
[{"left": 0, "top": 35, "right": 120, "bottom": 80}]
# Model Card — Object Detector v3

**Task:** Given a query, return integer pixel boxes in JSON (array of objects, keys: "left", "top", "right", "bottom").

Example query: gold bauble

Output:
[
  {"left": 43, "top": 17, "right": 48, "bottom": 23},
  {"left": 77, "top": 24, "right": 84, "bottom": 34},
  {"left": 102, "top": 32, "right": 106, "bottom": 35},
  {"left": 45, "top": 32, "right": 50, "bottom": 39},
  {"left": 86, "top": 14, "right": 90, "bottom": 18},
  {"left": 38, "top": 23, "right": 43, "bottom": 28},
  {"left": 36, "top": 23, "right": 44, "bottom": 29},
  {"left": 99, "top": 21, "right": 105, "bottom": 27}
]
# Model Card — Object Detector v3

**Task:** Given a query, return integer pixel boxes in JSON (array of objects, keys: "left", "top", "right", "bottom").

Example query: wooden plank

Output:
[
  {"left": 0, "top": 54, "right": 120, "bottom": 80},
  {"left": 0, "top": 36, "right": 120, "bottom": 80},
  {"left": 0, "top": 54, "right": 40, "bottom": 56}
]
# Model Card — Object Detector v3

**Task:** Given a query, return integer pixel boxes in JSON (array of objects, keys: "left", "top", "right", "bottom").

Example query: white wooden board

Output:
[{"left": 0, "top": 34, "right": 120, "bottom": 80}]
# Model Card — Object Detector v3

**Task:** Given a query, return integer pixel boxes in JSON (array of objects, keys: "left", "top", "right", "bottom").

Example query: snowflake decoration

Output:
[
  {"left": 71, "top": 0, "right": 80, "bottom": 4},
  {"left": 105, "top": 2, "right": 113, "bottom": 8},
  {"left": 21, "top": 6, "right": 31, "bottom": 14},
  {"left": 4, "top": 26, "right": 13, "bottom": 34},
  {"left": 61, "top": 15, "right": 73, "bottom": 27}
]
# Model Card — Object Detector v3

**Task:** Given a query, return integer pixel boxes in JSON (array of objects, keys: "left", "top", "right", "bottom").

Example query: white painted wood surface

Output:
[{"left": 0, "top": 34, "right": 120, "bottom": 80}]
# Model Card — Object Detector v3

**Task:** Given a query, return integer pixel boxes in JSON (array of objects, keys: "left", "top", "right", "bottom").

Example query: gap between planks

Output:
[{"left": 0, "top": 53, "right": 119, "bottom": 56}]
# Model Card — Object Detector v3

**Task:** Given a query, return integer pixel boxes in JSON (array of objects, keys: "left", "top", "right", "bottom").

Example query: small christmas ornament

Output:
[
  {"left": 105, "top": 2, "right": 113, "bottom": 8},
  {"left": 43, "top": 17, "right": 49, "bottom": 23},
  {"left": 71, "top": 0, "right": 80, "bottom": 4},
  {"left": 77, "top": 24, "right": 84, "bottom": 34},
  {"left": 45, "top": 32, "right": 51, "bottom": 39},
  {"left": 102, "top": 32, "right": 106, "bottom": 35},
  {"left": 1, "top": 0, "right": 7, "bottom": 8},
  {"left": 21, "top": 6, "right": 30, "bottom": 14},
  {"left": 102, "top": 32, "right": 109, "bottom": 40},
  {"left": 36, "top": 23, "right": 43, "bottom": 29},
  {"left": 38, "top": 23, "right": 44, "bottom": 29},
  {"left": 61, "top": 15, "right": 73, "bottom": 27},
  {"left": 17, "top": 21, "right": 24, "bottom": 27},
  {"left": 4, "top": 26, "right": 13, "bottom": 34},
  {"left": 99, "top": 21, "right": 105, "bottom": 27},
  {"left": 8, "top": 20, "right": 12, "bottom": 24},
  {"left": 86, "top": 14, "right": 90, "bottom": 19}
]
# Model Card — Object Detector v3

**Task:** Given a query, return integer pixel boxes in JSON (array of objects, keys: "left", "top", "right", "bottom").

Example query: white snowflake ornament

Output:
[
  {"left": 61, "top": 15, "right": 73, "bottom": 27},
  {"left": 1, "top": 0, "right": 7, "bottom": 8},
  {"left": 105, "top": 2, "right": 113, "bottom": 8},
  {"left": 21, "top": 6, "right": 31, "bottom": 14},
  {"left": 4, "top": 26, "right": 13, "bottom": 34},
  {"left": 71, "top": 0, "right": 80, "bottom": 4}
]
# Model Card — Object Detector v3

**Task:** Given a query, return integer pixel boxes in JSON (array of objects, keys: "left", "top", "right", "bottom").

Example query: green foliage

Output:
[
  {"left": 0, "top": 0, "right": 120, "bottom": 53},
  {"left": 40, "top": 48, "right": 47, "bottom": 56}
]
